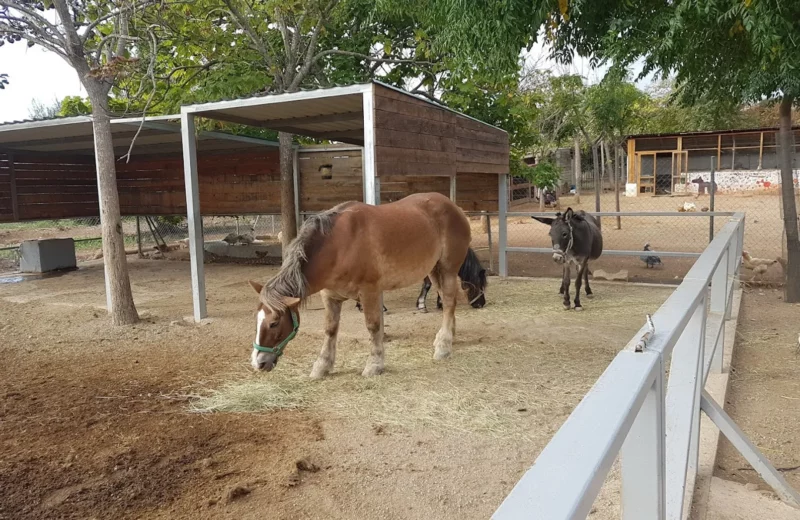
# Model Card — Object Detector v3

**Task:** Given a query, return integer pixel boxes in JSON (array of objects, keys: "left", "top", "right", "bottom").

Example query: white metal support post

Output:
[
  {"left": 293, "top": 147, "right": 300, "bottom": 233},
  {"left": 498, "top": 173, "right": 508, "bottom": 277},
  {"left": 180, "top": 111, "right": 207, "bottom": 321},
  {"left": 362, "top": 88, "right": 383, "bottom": 326},
  {"left": 710, "top": 246, "right": 729, "bottom": 374},
  {"left": 664, "top": 293, "right": 707, "bottom": 520},
  {"left": 450, "top": 175, "right": 457, "bottom": 201},
  {"left": 621, "top": 356, "right": 666, "bottom": 520}
]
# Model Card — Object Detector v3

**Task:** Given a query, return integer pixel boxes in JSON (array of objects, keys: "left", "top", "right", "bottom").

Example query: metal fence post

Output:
[
  {"left": 621, "top": 354, "right": 666, "bottom": 520},
  {"left": 709, "top": 158, "right": 716, "bottom": 243},
  {"left": 710, "top": 245, "right": 729, "bottom": 374},
  {"left": 486, "top": 212, "right": 494, "bottom": 274},
  {"left": 498, "top": 174, "right": 508, "bottom": 277},
  {"left": 664, "top": 293, "right": 707, "bottom": 520}
]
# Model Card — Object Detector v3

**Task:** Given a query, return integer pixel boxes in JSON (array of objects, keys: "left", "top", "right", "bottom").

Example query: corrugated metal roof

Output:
[{"left": 0, "top": 114, "right": 277, "bottom": 156}]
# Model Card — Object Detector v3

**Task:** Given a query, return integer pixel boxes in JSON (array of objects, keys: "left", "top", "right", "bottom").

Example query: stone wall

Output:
[{"left": 673, "top": 169, "right": 790, "bottom": 193}]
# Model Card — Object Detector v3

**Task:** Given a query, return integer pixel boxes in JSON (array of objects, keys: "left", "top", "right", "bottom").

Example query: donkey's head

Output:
[
  {"left": 531, "top": 208, "right": 580, "bottom": 264},
  {"left": 248, "top": 280, "right": 301, "bottom": 372}
]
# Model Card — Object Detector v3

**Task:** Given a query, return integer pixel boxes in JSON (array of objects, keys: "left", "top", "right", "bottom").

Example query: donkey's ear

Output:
[
  {"left": 531, "top": 216, "right": 555, "bottom": 226},
  {"left": 248, "top": 280, "right": 263, "bottom": 294},
  {"left": 564, "top": 208, "right": 574, "bottom": 220},
  {"left": 282, "top": 296, "right": 301, "bottom": 309}
]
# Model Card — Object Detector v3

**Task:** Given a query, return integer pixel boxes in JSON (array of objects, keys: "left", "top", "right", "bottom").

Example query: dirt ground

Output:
[
  {"left": 0, "top": 258, "right": 673, "bottom": 520},
  {"left": 715, "top": 288, "right": 800, "bottom": 494}
]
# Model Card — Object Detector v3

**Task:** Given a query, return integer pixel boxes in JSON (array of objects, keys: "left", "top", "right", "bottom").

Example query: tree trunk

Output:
[
  {"left": 279, "top": 131, "right": 297, "bottom": 253},
  {"left": 573, "top": 137, "right": 581, "bottom": 204},
  {"left": 615, "top": 144, "right": 622, "bottom": 230},
  {"left": 86, "top": 85, "right": 139, "bottom": 325},
  {"left": 778, "top": 97, "right": 800, "bottom": 302},
  {"left": 592, "top": 142, "right": 601, "bottom": 229}
]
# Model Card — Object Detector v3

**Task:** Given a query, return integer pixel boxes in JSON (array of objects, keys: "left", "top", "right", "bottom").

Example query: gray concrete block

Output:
[
  {"left": 204, "top": 240, "right": 282, "bottom": 259},
  {"left": 19, "top": 238, "right": 77, "bottom": 273}
]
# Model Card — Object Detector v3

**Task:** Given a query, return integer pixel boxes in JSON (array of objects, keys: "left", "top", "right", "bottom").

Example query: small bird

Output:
[
  {"left": 741, "top": 251, "right": 778, "bottom": 282},
  {"left": 640, "top": 243, "right": 662, "bottom": 268}
]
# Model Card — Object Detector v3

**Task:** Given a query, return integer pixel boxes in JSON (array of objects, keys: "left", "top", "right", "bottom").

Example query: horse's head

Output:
[
  {"left": 248, "top": 280, "right": 301, "bottom": 372},
  {"left": 532, "top": 208, "right": 579, "bottom": 264}
]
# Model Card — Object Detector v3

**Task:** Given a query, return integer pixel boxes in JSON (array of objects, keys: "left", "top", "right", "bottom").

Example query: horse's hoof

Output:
[
  {"left": 418, "top": 307, "right": 428, "bottom": 313},
  {"left": 433, "top": 348, "right": 451, "bottom": 361},
  {"left": 362, "top": 363, "right": 385, "bottom": 377},
  {"left": 574, "top": 306, "right": 583, "bottom": 311},
  {"left": 586, "top": 293, "right": 594, "bottom": 299},
  {"left": 563, "top": 304, "right": 571, "bottom": 310}
]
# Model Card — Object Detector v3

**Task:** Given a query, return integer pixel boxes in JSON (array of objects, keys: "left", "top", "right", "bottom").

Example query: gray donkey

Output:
[{"left": 532, "top": 208, "right": 603, "bottom": 310}]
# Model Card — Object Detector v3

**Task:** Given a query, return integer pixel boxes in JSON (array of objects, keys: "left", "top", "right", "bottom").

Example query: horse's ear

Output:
[
  {"left": 282, "top": 296, "right": 301, "bottom": 309},
  {"left": 248, "top": 280, "right": 263, "bottom": 294},
  {"left": 531, "top": 216, "right": 554, "bottom": 226},
  {"left": 564, "top": 208, "right": 574, "bottom": 220}
]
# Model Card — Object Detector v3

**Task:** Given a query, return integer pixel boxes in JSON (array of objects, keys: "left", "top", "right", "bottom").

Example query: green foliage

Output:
[
  {"left": 524, "top": 160, "right": 561, "bottom": 190},
  {"left": 58, "top": 96, "right": 92, "bottom": 117}
]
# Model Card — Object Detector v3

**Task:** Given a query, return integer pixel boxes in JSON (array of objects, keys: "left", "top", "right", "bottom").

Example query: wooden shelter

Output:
[
  {"left": 625, "top": 126, "right": 800, "bottom": 196},
  {"left": 181, "top": 81, "right": 510, "bottom": 319},
  {"left": 0, "top": 115, "right": 281, "bottom": 221}
]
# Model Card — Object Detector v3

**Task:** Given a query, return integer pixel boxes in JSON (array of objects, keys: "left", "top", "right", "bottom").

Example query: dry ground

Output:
[
  {"left": 0, "top": 258, "right": 673, "bottom": 520},
  {"left": 715, "top": 288, "right": 800, "bottom": 495}
]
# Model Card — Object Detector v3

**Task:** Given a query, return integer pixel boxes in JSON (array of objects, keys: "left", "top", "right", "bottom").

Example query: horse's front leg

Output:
[
  {"left": 559, "top": 264, "right": 568, "bottom": 295},
  {"left": 311, "top": 290, "right": 342, "bottom": 379},
  {"left": 417, "top": 276, "right": 432, "bottom": 312},
  {"left": 574, "top": 259, "right": 589, "bottom": 311},
  {"left": 433, "top": 273, "right": 458, "bottom": 360},
  {"left": 562, "top": 263, "right": 572, "bottom": 310},
  {"left": 360, "top": 292, "right": 385, "bottom": 377}
]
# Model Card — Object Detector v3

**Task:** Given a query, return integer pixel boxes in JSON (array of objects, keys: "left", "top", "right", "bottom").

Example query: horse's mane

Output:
[
  {"left": 260, "top": 201, "right": 354, "bottom": 311},
  {"left": 459, "top": 247, "right": 487, "bottom": 291}
]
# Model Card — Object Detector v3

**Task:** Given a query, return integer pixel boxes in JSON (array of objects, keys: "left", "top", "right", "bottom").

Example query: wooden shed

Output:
[
  {"left": 0, "top": 115, "right": 282, "bottom": 221},
  {"left": 181, "top": 81, "right": 510, "bottom": 319}
]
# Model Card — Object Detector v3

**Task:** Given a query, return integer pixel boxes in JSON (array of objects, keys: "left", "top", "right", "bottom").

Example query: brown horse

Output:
[{"left": 248, "top": 192, "right": 472, "bottom": 378}]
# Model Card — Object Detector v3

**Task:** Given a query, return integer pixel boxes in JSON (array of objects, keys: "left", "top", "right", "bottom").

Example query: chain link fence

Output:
[
  {"left": 465, "top": 169, "right": 799, "bottom": 285},
  {"left": 0, "top": 215, "right": 286, "bottom": 273}
]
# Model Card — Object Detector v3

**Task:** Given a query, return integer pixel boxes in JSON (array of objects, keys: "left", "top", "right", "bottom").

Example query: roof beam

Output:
[
  {"left": 269, "top": 110, "right": 363, "bottom": 127},
  {"left": 0, "top": 128, "right": 172, "bottom": 149}
]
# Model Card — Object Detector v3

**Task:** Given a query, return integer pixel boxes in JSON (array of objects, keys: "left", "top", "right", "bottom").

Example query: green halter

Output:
[{"left": 253, "top": 309, "right": 299, "bottom": 357}]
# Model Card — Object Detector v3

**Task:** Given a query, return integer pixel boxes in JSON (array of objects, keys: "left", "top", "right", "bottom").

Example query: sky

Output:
[
  {"left": 0, "top": 35, "right": 651, "bottom": 124},
  {"left": 0, "top": 43, "right": 84, "bottom": 123}
]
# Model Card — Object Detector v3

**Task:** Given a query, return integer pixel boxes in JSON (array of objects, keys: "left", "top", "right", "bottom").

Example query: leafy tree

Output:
[
  {"left": 150, "top": 0, "right": 435, "bottom": 249},
  {"left": 0, "top": 0, "right": 172, "bottom": 324},
  {"left": 0, "top": 73, "right": 7, "bottom": 89},
  {"left": 27, "top": 97, "right": 61, "bottom": 119},
  {"left": 429, "top": 0, "right": 800, "bottom": 302}
]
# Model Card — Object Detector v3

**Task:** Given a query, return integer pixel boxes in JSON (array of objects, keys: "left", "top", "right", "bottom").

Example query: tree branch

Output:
[
  {"left": 0, "top": 1, "right": 65, "bottom": 46},
  {"left": 311, "top": 49, "right": 435, "bottom": 67}
]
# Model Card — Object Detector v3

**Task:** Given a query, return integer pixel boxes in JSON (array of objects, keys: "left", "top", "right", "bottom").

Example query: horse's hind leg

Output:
[
  {"left": 432, "top": 271, "right": 458, "bottom": 360},
  {"left": 584, "top": 263, "right": 593, "bottom": 299},
  {"left": 574, "top": 260, "right": 589, "bottom": 311},
  {"left": 417, "top": 276, "right": 432, "bottom": 312},
  {"left": 359, "top": 291, "right": 385, "bottom": 377},
  {"left": 311, "top": 290, "right": 343, "bottom": 379}
]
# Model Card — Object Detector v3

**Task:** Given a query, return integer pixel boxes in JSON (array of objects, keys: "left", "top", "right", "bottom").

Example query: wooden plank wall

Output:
[
  {"left": 0, "top": 153, "right": 15, "bottom": 221},
  {"left": 298, "top": 148, "right": 363, "bottom": 212},
  {"left": 371, "top": 84, "right": 507, "bottom": 212},
  {"left": 0, "top": 148, "right": 282, "bottom": 221}
]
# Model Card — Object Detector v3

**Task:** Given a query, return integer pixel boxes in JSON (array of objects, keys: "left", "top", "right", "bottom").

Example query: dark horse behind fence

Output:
[
  {"left": 532, "top": 208, "right": 603, "bottom": 310},
  {"left": 248, "top": 193, "right": 472, "bottom": 379},
  {"left": 355, "top": 246, "right": 486, "bottom": 313},
  {"left": 416, "top": 247, "right": 486, "bottom": 311}
]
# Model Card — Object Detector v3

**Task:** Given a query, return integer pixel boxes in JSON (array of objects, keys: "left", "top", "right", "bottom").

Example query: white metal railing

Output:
[{"left": 492, "top": 211, "right": 800, "bottom": 519}]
